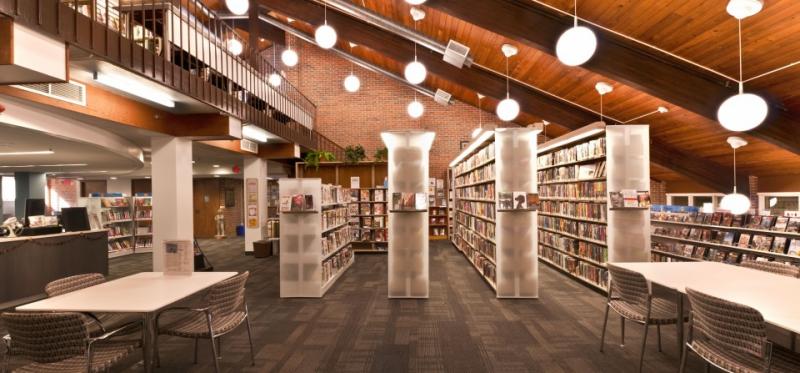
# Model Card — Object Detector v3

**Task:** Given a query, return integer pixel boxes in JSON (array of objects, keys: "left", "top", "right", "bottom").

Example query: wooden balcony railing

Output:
[{"left": 0, "top": 0, "right": 343, "bottom": 155}]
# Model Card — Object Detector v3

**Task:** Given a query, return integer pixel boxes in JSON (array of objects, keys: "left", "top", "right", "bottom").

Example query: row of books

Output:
[
  {"left": 456, "top": 200, "right": 496, "bottom": 220},
  {"left": 539, "top": 215, "right": 607, "bottom": 243},
  {"left": 108, "top": 226, "right": 132, "bottom": 237},
  {"left": 539, "top": 230, "right": 608, "bottom": 264},
  {"left": 108, "top": 240, "right": 132, "bottom": 252},
  {"left": 428, "top": 178, "right": 447, "bottom": 208},
  {"left": 539, "top": 246, "right": 609, "bottom": 289},
  {"left": 456, "top": 225, "right": 496, "bottom": 261},
  {"left": 469, "top": 247, "right": 497, "bottom": 286},
  {"left": 101, "top": 198, "right": 129, "bottom": 208},
  {"left": 135, "top": 210, "right": 153, "bottom": 218},
  {"left": 322, "top": 184, "right": 350, "bottom": 206},
  {"left": 454, "top": 163, "right": 495, "bottom": 187},
  {"left": 652, "top": 225, "right": 800, "bottom": 255},
  {"left": 431, "top": 227, "right": 447, "bottom": 236},
  {"left": 322, "top": 207, "right": 348, "bottom": 232},
  {"left": 429, "top": 207, "right": 448, "bottom": 216},
  {"left": 430, "top": 217, "right": 446, "bottom": 225},
  {"left": 352, "top": 228, "right": 387, "bottom": 242},
  {"left": 102, "top": 210, "right": 131, "bottom": 222},
  {"left": 355, "top": 203, "right": 385, "bottom": 215},
  {"left": 652, "top": 241, "right": 799, "bottom": 265},
  {"left": 652, "top": 211, "right": 800, "bottom": 232},
  {"left": 352, "top": 188, "right": 386, "bottom": 202},
  {"left": 537, "top": 136, "right": 606, "bottom": 168},
  {"left": 455, "top": 183, "right": 494, "bottom": 200},
  {"left": 540, "top": 201, "right": 607, "bottom": 222},
  {"left": 456, "top": 213, "right": 496, "bottom": 238},
  {"left": 134, "top": 197, "right": 152, "bottom": 207},
  {"left": 135, "top": 237, "right": 152, "bottom": 249},
  {"left": 537, "top": 161, "right": 607, "bottom": 183},
  {"left": 265, "top": 219, "right": 279, "bottom": 239},
  {"left": 322, "top": 226, "right": 352, "bottom": 257},
  {"left": 453, "top": 142, "right": 495, "bottom": 176},
  {"left": 540, "top": 181, "right": 607, "bottom": 200},
  {"left": 354, "top": 216, "right": 386, "bottom": 228},
  {"left": 322, "top": 247, "right": 353, "bottom": 284},
  {"left": 136, "top": 226, "right": 151, "bottom": 235}
]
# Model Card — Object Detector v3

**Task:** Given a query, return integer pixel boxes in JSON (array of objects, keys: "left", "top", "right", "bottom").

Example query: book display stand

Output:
[
  {"left": 349, "top": 187, "right": 389, "bottom": 253},
  {"left": 279, "top": 179, "right": 353, "bottom": 298},
  {"left": 83, "top": 196, "right": 135, "bottom": 258},
  {"left": 536, "top": 122, "right": 651, "bottom": 292},
  {"left": 450, "top": 128, "right": 541, "bottom": 298},
  {"left": 382, "top": 131, "right": 435, "bottom": 298},
  {"left": 133, "top": 196, "right": 153, "bottom": 253}
]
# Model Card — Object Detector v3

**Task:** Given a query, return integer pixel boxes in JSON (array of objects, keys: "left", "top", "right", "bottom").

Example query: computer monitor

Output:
[
  {"left": 23, "top": 198, "right": 46, "bottom": 227},
  {"left": 61, "top": 207, "right": 91, "bottom": 232}
]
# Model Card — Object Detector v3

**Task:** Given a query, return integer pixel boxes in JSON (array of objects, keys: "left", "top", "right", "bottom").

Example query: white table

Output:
[
  {"left": 612, "top": 261, "right": 800, "bottom": 354},
  {"left": 17, "top": 271, "right": 237, "bottom": 372}
]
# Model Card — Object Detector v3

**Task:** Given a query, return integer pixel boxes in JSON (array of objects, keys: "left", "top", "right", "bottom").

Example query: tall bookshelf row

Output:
[
  {"left": 348, "top": 188, "right": 389, "bottom": 253},
  {"left": 450, "top": 128, "right": 540, "bottom": 298},
  {"left": 428, "top": 178, "right": 448, "bottom": 240},
  {"left": 279, "top": 179, "right": 354, "bottom": 298},
  {"left": 536, "top": 123, "right": 651, "bottom": 292},
  {"left": 133, "top": 196, "right": 153, "bottom": 252},
  {"left": 650, "top": 209, "right": 800, "bottom": 267},
  {"left": 83, "top": 195, "right": 154, "bottom": 258}
]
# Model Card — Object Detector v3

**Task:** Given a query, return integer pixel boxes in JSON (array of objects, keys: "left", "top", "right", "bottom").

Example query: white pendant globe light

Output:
[
  {"left": 268, "top": 72, "right": 282, "bottom": 87},
  {"left": 226, "top": 38, "right": 243, "bottom": 56},
  {"left": 225, "top": 0, "right": 249, "bottom": 16},
  {"left": 343, "top": 74, "right": 361, "bottom": 92},
  {"left": 315, "top": 2, "right": 337, "bottom": 49},
  {"left": 717, "top": 19, "right": 768, "bottom": 132},
  {"left": 404, "top": 61, "right": 427, "bottom": 84},
  {"left": 407, "top": 97, "right": 424, "bottom": 119},
  {"left": 726, "top": 0, "right": 763, "bottom": 19},
  {"left": 281, "top": 48, "right": 298, "bottom": 67},
  {"left": 405, "top": 0, "right": 427, "bottom": 5},
  {"left": 496, "top": 44, "right": 520, "bottom": 122},
  {"left": 556, "top": 0, "right": 597, "bottom": 66},
  {"left": 719, "top": 136, "right": 751, "bottom": 215}
]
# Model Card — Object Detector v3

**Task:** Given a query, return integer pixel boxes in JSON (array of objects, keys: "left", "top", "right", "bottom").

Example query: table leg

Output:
[
  {"left": 676, "top": 291, "right": 684, "bottom": 359},
  {"left": 143, "top": 312, "right": 155, "bottom": 373}
]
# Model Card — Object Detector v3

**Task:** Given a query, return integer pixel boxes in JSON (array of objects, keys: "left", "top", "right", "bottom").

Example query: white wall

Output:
[{"left": 106, "top": 177, "right": 132, "bottom": 195}]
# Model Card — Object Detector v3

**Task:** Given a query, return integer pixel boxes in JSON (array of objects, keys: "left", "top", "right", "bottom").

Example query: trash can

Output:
[
  {"left": 236, "top": 224, "right": 245, "bottom": 236},
  {"left": 253, "top": 240, "right": 271, "bottom": 258}
]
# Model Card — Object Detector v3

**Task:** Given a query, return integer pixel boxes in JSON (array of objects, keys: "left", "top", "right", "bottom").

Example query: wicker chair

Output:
[
  {"left": 680, "top": 288, "right": 800, "bottom": 373},
  {"left": 1, "top": 312, "right": 142, "bottom": 373},
  {"left": 601, "top": 264, "right": 684, "bottom": 373},
  {"left": 740, "top": 260, "right": 800, "bottom": 278},
  {"left": 44, "top": 273, "right": 141, "bottom": 337},
  {"left": 155, "top": 271, "right": 254, "bottom": 373}
]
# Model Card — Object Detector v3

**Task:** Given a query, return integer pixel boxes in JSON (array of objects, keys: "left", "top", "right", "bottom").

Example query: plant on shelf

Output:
[
  {"left": 344, "top": 145, "right": 366, "bottom": 164},
  {"left": 304, "top": 150, "right": 336, "bottom": 171},
  {"left": 374, "top": 147, "right": 388, "bottom": 162}
]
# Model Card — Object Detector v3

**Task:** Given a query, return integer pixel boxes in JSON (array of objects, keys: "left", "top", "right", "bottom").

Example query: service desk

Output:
[{"left": 0, "top": 230, "right": 108, "bottom": 309}]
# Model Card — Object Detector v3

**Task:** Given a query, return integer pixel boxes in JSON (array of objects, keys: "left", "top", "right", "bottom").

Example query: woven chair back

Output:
[
  {"left": 686, "top": 288, "right": 768, "bottom": 359},
  {"left": 1, "top": 312, "right": 88, "bottom": 363},
  {"left": 740, "top": 260, "right": 800, "bottom": 278},
  {"left": 208, "top": 271, "right": 249, "bottom": 317},
  {"left": 45, "top": 273, "right": 106, "bottom": 297},
  {"left": 607, "top": 264, "right": 650, "bottom": 307}
]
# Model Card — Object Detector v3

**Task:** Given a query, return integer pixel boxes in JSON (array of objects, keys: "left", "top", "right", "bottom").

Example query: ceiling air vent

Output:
[
  {"left": 434, "top": 89, "right": 452, "bottom": 106},
  {"left": 443, "top": 39, "right": 470, "bottom": 68},
  {"left": 240, "top": 139, "right": 259, "bottom": 154},
  {"left": 13, "top": 81, "right": 87, "bottom": 106}
]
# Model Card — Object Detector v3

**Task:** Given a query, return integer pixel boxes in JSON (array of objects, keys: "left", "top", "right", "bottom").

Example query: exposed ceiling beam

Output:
[{"left": 424, "top": 0, "right": 800, "bottom": 155}]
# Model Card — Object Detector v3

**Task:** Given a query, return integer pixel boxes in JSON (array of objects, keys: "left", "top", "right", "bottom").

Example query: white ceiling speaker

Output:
[
  {"left": 434, "top": 89, "right": 452, "bottom": 106},
  {"left": 443, "top": 39, "right": 470, "bottom": 68},
  {"left": 497, "top": 44, "right": 520, "bottom": 122},
  {"left": 410, "top": 7, "right": 426, "bottom": 21},
  {"left": 268, "top": 72, "right": 282, "bottom": 87},
  {"left": 281, "top": 48, "right": 298, "bottom": 67},
  {"left": 225, "top": 0, "right": 249, "bottom": 16},
  {"left": 404, "top": 61, "right": 427, "bottom": 85},
  {"left": 595, "top": 81, "right": 613, "bottom": 95},
  {"left": 343, "top": 74, "right": 361, "bottom": 92},
  {"left": 726, "top": 0, "right": 764, "bottom": 19},
  {"left": 501, "top": 44, "right": 518, "bottom": 58},
  {"left": 407, "top": 99, "right": 424, "bottom": 118},
  {"left": 227, "top": 38, "right": 243, "bottom": 56},
  {"left": 405, "top": 0, "right": 427, "bottom": 4}
]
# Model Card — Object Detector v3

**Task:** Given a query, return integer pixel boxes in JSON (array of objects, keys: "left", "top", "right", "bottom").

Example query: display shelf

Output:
[
  {"left": 651, "top": 248, "right": 701, "bottom": 262},
  {"left": 454, "top": 179, "right": 496, "bottom": 189},
  {"left": 428, "top": 182, "right": 449, "bottom": 239},
  {"left": 651, "top": 217, "right": 800, "bottom": 239},
  {"left": 455, "top": 209, "right": 495, "bottom": 223},
  {"left": 389, "top": 209, "right": 427, "bottom": 213},
  {"left": 454, "top": 157, "right": 495, "bottom": 178},
  {"left": 133, "top": 196, "right": 153, "bottom": 253},
  {"left": 322, "top": 221, "right": 348, "bottom": 234},
  {"left": 652, "top": 233, "right": 800, "bottom": 262},
  {"left": 82, "top": 196, "right": 136, "bottom": 258},
  {"left": 321, "top": 259, "right": 354, "bottom": 295},
  {"left": 103, "top": 219, "right": 133, "bottom": 224},
  {"left": 108, "top": 248, "right": 135, "bottom": 258},
  {"left": 108, "top": 235, "right": 132, "bottom": 240},
  {"left": 536, "top": 122, "right": 651, "bottom": 293}
]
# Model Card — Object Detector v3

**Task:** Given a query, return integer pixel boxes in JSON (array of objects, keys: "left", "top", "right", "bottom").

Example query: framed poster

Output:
[
  {"left": 246, "top": 178, "right": 259, "bottom": 228},
  {"left": 460, "top": 140, "right": 469, "bottom": 150}
]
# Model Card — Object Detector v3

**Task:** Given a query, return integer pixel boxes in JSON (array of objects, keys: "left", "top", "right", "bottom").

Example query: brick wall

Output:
[
  {"left": 748, "top": 175, "right": 759, "bottom": 210},
  {"left": 46, "top": 177, "right": 79, "bottom": 213},
  {"left": 283, "top": 37, "right": 505, "bottom": 180}
]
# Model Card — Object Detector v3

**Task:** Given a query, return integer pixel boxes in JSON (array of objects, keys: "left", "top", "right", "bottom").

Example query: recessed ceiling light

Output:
[
  {"left": 0, "top": 150, "right": 54, "bottom": 156},
  {"left": 0, "top": 163, "right": 86, "bottom": 168},
  {"left": 214, "top": 175, "right": 220, "bottom": 178},
  {"left": 213, "top": 164, "right": 220, "bottom": 168},
  {"left": 94, "top": 72, "right": 175, "bottom": 108},
  {"left": 144, "top": 176, "right": 151, "bottom": 179},
  {"left": 110, "top": 176, "right": 118, "bottom": 180}
]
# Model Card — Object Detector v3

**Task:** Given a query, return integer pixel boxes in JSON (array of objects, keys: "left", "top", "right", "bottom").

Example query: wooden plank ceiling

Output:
[{"left": 229, "top": 0, "right": 799, "bottom": 188}]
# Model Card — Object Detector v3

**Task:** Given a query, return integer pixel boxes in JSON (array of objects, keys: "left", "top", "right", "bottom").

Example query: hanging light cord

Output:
[
  {"left": 478, "top": 96, "right": 483, "bottom": 130},
  {"left": 505, "top": 56, "right": 510, "bottom": 99},
  {"left": 600, "top": 94, "right": 603, "bottom": 122},
  {"left": 350, "top": 44, "right": 354, "bottom": 74},
  {"left": 414, "top": 20, "right": 418, "bottom": 62},
  {"left": 573, "top": 0, "right": 578, "bottom": 27},
  {"left": 732, "top": 146, "right": 738, "bottom": 193},
  {"left": 738, "top": 19, "right": 743, "bottom": 93},
  {"left": 324, "top": 1, "right": 328, "bottom": 25}
]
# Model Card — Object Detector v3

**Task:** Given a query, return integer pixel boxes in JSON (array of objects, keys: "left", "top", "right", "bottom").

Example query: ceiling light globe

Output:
[
  {"left": 407, "top": 100, "right": 424, "bottom": 118},
  {"left": 344, "top": 74, "right": 361, "bottom": 92},
  {"left": 404, "top": 61, "right": 427, "bottom": 84},
  {"left": 405, "top": 0, "right": 427, "bottom": 4},
  {"left": 556, "top": 26, "right": 597, "bottom": 66},
  {"left": 226, "top": 38, "right": 243, "bottom": 56},
  {"left": 281, "top": 49, "right": 298, "bottom": 67},
  {"left": 726, "top": 0, "right": 764, "bottom": 19},
  {"left": 720, "top": 193, "right": 750, "bottom": 215},
  {"left": 496, "top": 98, "right": 520, "bottom": 122},
  {"left": 717, "top": 93, "right": 768, "bottom": 131},
  {"left": 268, "top": 72, "right": 282, "bottom": 87},
  {"left": 315, "top": 24, "right": 338, "bottom": 49},
  {"left": 225, "top": 0, "right": 249, "bottom": 16}
]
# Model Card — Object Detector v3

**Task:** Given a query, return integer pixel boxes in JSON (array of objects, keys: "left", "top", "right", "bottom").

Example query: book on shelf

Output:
[
  {"left": 374, "top": 189, "right": 385, "bottom": 202},
  {"left": 374, "top": 204, "right": 385, "bottom": 215},
  {"left": 787, "top": 218, "right": 800, "bottom": 233},
  {"left": 788, "top": 240, "right": 800, "bottom": 256},
  {"left": 738, "top": 233, "right": 751, "bottom": 248},
  {"left": 772, "top": 236, "right": 787, "bottom": 253},
  {"left": 774, "top": 217, "right": 789, "bottom": 231},
  {"left": 751, "top": 235, "right": 773, "bottom": 251},
  {"left": 498, "top": 193, "right": 513, "bottom": 210}
]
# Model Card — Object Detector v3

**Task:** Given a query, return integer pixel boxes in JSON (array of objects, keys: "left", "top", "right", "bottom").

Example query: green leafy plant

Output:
[
  {"left": 304, "top": 150, "right": 336, "bottom": 171},
  {"left": 373, "top": 147, "right": 388, "bottom": 162},
  {"left": 344, "top": 145, "right": 367, "bottom": 164}
]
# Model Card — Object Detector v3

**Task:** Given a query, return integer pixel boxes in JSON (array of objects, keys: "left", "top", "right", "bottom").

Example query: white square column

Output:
[
  {"left": 243, "top": 157, "right": 268, "bottom": 253},
  {"left": 151, "top": 137, "right": 194, "bottom": 271}
]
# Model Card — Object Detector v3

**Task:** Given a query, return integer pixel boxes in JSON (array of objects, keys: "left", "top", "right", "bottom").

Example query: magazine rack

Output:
[{"left": 382, "top": 131, "right": 435, "bottom": 298}]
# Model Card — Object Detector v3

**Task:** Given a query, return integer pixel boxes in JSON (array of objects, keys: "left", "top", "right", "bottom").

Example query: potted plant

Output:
[
  {"left": 304, "top": 150, "right": 336, "bottom": 171},
  {"left": 374, "top": 147, "right": 388, "bottom": 162},
  {"left": 344, "top": 145, "right": 367, "bottom": 165}
]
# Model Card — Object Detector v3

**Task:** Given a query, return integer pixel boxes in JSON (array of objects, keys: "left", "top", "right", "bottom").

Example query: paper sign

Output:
[
  {"left": 246, "top": 178, "right": 259, "bottom": 228},
  {"left": 163, "top": 240, "right": 193, "bottom": 275},
  {"left": 350, "top": 176, "right": 360, "bottom": 189}
]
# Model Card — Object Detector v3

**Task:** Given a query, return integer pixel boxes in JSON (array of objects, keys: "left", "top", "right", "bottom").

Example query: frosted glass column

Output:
[
  {"left": 381, "top": 131, "right": 435, "bottom": 298},
  {"left": 495, "top": 128, "right": 539, "bottom": 298},
  {"left": 279, "top": 178, "right": 323, "bottom": 298}
]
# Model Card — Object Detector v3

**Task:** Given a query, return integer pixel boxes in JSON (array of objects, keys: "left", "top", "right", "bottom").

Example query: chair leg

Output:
[
  {"left": 217, "top": 337, "right": 222, "bottom": 359},
  {"left": 246, "top": 315, "right": 256, "bottom": 366},
  {"left": 679, "top": 342, "right": 689, "bottom": 373},
  {"left": 209, "top": 337, "right": 221, "bottom": 373},
  {"left": 600, "top": 303, "right": 611, "bottom": 352},
  {"left": 704, "top": 362, "right": 710, "bottom": 373},
  {"left": 620, "top": 316, "right": 626, "bottom": 347},
  {"left": 154, "top": 334, "right": 161, "bottom": 367},
  {"left": 657, "top": 324, "right": 662, "bottom": 352},
  {"left": 193, "top": 338, "right": 199, "bottom": 364},
  {"left": 639, "top": 323, "right": 650, "bottom": 373}
]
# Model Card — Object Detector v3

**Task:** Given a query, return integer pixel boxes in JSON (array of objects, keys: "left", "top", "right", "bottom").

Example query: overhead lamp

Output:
[
  {"left": 343, "top": 43, "right": 361, "bottom": 93},
  {"left": 213, "top": 164, "right": 220, "bottom": 168},
  {"left": 556, "top": 0, "right": 597, "bottom": 66},
  {"left": 315, "top": 2, "right": 337, "bottom": 49},
  {"left": 226, "top": 38, "right": 243, "bottom": 56},
  {"left": 595, "top": 81, "right": 613, "bottom": 122},
  {"left": 281, "top": 48, "right": 298, "bottom": 67},
  {"left": 719, "top": 136, "right": 750, "bottom": 215},
  {"left": 242, "top": 124, "right": 269, "bottom": 143},
  {"left": 225, "top": 0, "right": 249, "bottom": 16},
  {"left": 110, "top": 176, "right": 118, "bottom": 180},
  {"left": 404, "top": 9, "right": 427, "bottom": 85},
  {"left": 94, "top": 72, "right": 175, "bottom": 108},
  {"left": 471, "top": 93, "right": 485, "bottom": 138},
  {"left": 496, "top": 44, "right": 520, "bottom": 122},
  {"left": 726, "top": 0, "right": 763, "bottom": 19},
  {"left": 0, "top": 150, "right": 54, "bottom": 156},
  {"left": 717, "top": 19, "right": 768, "bottom": 132},
  {"left": 407, "top": 97, "right": 424, "bottom": 119},
  {"left": 268, "top": 47, "right": 282, "bottom": 87},
  {"left": 405, "top": 0, "right": 427, "bottom": 4}
]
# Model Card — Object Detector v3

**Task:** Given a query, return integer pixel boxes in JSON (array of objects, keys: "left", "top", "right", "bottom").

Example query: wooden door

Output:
[{"left": 193, "top": 179, "right": 220, "bottom": 238}]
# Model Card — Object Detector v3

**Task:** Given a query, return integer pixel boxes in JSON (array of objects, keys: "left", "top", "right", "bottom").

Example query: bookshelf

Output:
[
  {"left": 382, "top": 131, "right": 435, "bottom": 298},
  {"left": 450, "top": 128, "right": 540, "bottom": 298},
  {"left": 279, "top": 179, "right": 354, "bottom": 298},
  {"left": 428, "top": 178, "right": 448, "bottom": 240},
  {"left": 536, "top": 122, "right": 650, "bottom": 292},
  {"left": 84, "top": 196, "right": 135, "bottom": 258},
  {"left": 133, "top": 196, "right": 153, "bottom": 253},
  {"left": 348, "top": 188, "right": 389, "bottom": 253},
  {"left": 650, "top": 209, "right": 800, "bottom": 266}
]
